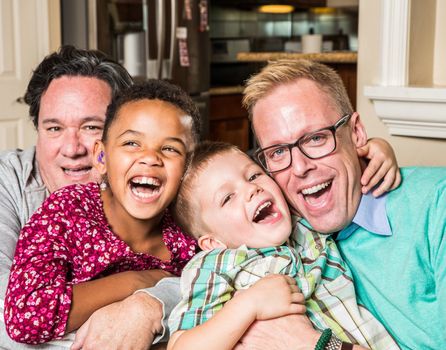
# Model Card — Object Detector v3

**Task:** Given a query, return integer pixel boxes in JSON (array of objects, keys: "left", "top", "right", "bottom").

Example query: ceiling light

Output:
[
  {"left": 258, "top": 5, "right": 295, "bottom": 14},
  {"left": 310, "top": 7, "right": 337, "bottom": 15}
]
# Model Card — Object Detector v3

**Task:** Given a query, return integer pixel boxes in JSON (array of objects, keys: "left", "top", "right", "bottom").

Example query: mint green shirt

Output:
[{"left": 338, "top": 167, "right": 446, "bottom": 350}]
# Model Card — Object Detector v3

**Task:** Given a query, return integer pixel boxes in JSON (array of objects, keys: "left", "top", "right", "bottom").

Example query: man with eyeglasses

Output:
[{"left": 235, "top": 59, "right": 446, "bottom": 350}]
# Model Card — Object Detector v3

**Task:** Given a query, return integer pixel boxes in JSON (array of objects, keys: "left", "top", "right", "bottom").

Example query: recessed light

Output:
[{"left": 258, "top": 5, "right": 294, "bottom": 14}]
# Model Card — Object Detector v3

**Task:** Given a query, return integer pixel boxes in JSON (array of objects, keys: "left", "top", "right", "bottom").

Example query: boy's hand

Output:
[
  {"left": 243, "top": 274, "right": 305, "bottom": 321},
  {"left": 357, "top": 138, "right": 401, "bottom": 197},
  {"left": 234, "top": 314, "right": 319, "bottom": 350}
]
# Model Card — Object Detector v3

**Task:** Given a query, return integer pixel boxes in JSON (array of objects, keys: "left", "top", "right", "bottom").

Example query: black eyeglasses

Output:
[{"left": 254, "top": 114, "right": 352, "bottom": 174}]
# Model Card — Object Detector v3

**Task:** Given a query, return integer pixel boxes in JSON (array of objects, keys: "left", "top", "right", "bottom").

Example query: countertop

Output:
[
  {"left": 209, "top": 85, "right": 245, "bottom": 96},
  {"left": 210, "top": 52, "right": 357, "bottom": 95},
  {"left": 236, "top": 51, "right": 357, "bottom": 63}
]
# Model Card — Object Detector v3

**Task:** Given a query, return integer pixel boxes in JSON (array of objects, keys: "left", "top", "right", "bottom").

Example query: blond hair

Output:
[
  {"left": 174, "top": 141, "right": 244, "bottom": 239},
  {"left": 243, "top": 59, "right": 353, "bottom": 121}
]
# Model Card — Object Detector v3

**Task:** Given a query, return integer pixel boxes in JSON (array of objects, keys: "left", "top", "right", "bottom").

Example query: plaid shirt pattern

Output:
[{"left": 169, "top": 217, "right": 399, "bottom": 350}]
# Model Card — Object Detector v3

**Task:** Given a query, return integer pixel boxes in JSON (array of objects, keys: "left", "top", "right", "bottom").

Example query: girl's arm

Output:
[
  {"left": 167, "top": 274, "right": 305, "bottom": 350},
  {"left": 66, "top": 269, "right": 169, "bottom": 332},
  {"left": 4, "top": 201, "right": 168, "bottom": 344},
  {"left": 4, "top": 215, "right": 74, "bottom": 344},
  {"left": 358, "top": 137, "right": 401, "bottom": 197}
]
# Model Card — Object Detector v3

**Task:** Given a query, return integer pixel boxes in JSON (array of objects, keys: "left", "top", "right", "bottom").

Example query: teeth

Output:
[
  {"left": 132, "top": 177, "right": 160, "bottom": 186},
  {"left": 254, "top": 201, "right": 272, "bottom": 219},
  {"left": 301, "top": 181, "right": 331, "bottom": 195},
  {"left": 131, "top": 187, "right": 158, "bottom": 198},
  {"left": 63, "top": 168, "right": 91, "bottom": 175},
  {"left": 63, "top": 167, "right": 90, "bottom": 171}
]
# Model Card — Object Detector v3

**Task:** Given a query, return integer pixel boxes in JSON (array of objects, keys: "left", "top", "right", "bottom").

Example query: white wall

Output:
[
  {"left": 0, "top": 0, "right": 62, "bottom": 151},
  {"left": 357, "top": 0, "right": 446, "bottom": 166},
  {"left": 433, "top": 0, "right": 446, "bottom": 85},
  {"left": 49, "top": 0, "right": 61, "bottom": 52}
]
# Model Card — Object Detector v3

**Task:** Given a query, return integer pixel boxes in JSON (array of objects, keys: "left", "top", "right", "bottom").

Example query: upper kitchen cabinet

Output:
[{"left": 209, "top": 5, "right": 358, "bottom": 54}]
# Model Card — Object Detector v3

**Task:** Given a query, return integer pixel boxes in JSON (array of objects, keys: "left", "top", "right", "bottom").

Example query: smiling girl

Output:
[{"left": 4, "top": 80, "right": 199, "bottom": 344}]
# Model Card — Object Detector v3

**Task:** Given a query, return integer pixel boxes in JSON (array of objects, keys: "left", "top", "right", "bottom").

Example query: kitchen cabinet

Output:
[
  {"left": 328, "top": 63, "right": 357, "bottom": 109},
  {"left": 209, "top": 92, "right": 250, "bottom": 151}
]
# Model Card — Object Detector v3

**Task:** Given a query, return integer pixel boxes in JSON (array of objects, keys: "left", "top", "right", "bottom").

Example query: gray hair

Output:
[{"left": 24, "top": 45, "right": 133, "bottom": 128}]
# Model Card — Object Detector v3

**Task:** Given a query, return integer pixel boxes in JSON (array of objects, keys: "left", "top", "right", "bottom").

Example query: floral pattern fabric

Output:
[{"left": 4, "top": 182, "right": 197, "bottom": 344}]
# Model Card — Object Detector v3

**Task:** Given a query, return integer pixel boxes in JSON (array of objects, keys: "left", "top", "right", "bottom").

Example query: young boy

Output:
[{"left": 167, "top": 141, "right": 399, "bottom": 350}]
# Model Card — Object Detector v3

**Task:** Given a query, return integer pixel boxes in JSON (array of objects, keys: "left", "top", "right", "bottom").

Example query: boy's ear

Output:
[
  {"left": 198, "top": 234, "right": 227, "bottom": 251},
  {"left": 93, "top": 141, "right": 107, "bottom": 176},
  {"left": 350, "top": 112, "right": 368, "bottom": 148}
]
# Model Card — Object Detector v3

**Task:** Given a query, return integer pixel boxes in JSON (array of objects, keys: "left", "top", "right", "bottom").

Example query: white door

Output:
[{"left": 0, "top": 0, "right": 56, "bottom": 151}]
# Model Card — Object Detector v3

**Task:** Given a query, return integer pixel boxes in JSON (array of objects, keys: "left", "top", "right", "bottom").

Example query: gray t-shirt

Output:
[
  {"left": 0, "top": 147, "right": 69, "bottom": 349},
  {"left": 0, "top": 147, "right": 48, "bottom": 300}
]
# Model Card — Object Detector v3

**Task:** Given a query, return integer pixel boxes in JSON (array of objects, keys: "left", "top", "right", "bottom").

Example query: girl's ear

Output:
[
  {"left": 93, "top": 141, "right": 107, "bottom": 176},
  {"left": 198, "top": 234, "right": 227, "bottom": 251}
]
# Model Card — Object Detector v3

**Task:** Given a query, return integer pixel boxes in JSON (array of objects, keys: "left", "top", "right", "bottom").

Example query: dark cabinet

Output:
[
  {"left": 329, "top": 63, "right": 357, "bottom": 109},
  {"left": 209, "top": 93, "right": 250, "bottom": 151}
]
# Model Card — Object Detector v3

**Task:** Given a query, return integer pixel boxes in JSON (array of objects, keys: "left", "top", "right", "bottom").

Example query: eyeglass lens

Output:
[
  {"left": 257, "top": 114, "right": 351, "bottom": 173},
  {"left": 259, "top": 129, "right": 336, "bottom": 172}
]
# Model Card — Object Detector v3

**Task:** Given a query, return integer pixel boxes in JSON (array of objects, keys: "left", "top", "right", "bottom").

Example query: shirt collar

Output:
[{"left": 337, "top": 192, "right": 392, "bottom": 240}]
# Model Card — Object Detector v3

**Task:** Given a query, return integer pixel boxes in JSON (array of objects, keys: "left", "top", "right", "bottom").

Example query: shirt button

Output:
[{"left": 315, "top": 244, "right": 322, "bottom": 250}]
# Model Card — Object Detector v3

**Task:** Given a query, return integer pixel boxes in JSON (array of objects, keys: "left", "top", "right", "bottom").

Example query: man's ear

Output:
[
  {"left": 93, "top": 141, "right": 107, "bottom": 176},
  {"left": 198, "top": 234, "right": 227, "bottom": 251},
  {"left": 350, "top": 112, "right": 368, "bottom": 148}
]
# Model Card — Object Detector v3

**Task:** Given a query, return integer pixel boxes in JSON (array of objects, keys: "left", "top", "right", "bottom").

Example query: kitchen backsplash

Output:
[{"left": 210, "top": 6, "right": 358, "bottom": 52}]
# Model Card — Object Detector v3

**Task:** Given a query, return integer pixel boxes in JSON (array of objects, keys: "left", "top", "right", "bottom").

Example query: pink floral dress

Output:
[{"left": 4, "top": 182, "right": 197, "bottom": 344}]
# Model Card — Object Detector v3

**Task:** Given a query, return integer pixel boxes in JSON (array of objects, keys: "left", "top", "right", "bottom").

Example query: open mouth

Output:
[
  {"left": 129, "top": 176, "right": 161, "bottom": 199},
  {"left": 252, "top": 200, "right": 279, "bottom": 223},
  {"left": 301, "top": 180, "right": 332, "bottom": 206},
  {"left": 62, "top": 166, "right": 92, "bottom": 176}
]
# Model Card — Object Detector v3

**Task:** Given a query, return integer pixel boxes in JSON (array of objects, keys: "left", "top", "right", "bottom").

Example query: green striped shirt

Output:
[{"left": 169, "top": 218, "right": 398, "bottom": 349}]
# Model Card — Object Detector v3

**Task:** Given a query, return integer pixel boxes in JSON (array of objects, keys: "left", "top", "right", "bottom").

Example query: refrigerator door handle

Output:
[
  {"left": 156, "top": 0, "right": 165, "bottom": 79},
  {"left": 142, "top": 0, "right": 149, "bottom": 77},
  {"left": 169, "top": 0, "right": 178, "bottom": 80}
]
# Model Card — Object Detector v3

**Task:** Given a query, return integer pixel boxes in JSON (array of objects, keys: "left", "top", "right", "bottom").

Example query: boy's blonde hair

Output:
[
  {"left": 243, "top": 59, "right": 353, "bottom": 121},
  {"left": 174, "top": 141, "right": 245, "bottom": 239}
]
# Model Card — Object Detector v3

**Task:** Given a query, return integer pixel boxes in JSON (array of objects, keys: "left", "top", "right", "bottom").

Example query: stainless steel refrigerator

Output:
[{"left": 61, "top": 0, "right": 211, "bottom": 138}]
